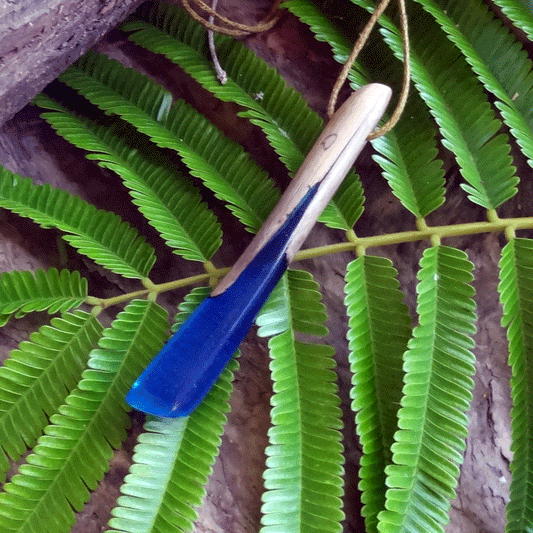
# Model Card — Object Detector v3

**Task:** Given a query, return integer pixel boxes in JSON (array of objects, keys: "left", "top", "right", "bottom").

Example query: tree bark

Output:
[{"left": 0, "top": 0, "right": 145, "bottom": 126}]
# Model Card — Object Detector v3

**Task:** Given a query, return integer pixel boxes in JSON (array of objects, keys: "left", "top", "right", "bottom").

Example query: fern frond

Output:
[
  {"left": 256, "top": 270, "right": 344, "bottom": 533},
  {"left": 416, "top": 0, "right": 533, "bottom": 169},
  {"left": 498, "top": 238, "right": 533, "bottom": 532},
  {"left": 491, "top": 0, "right": 533, "bottom": 41},
  {"left": 108, "top": 287, "right": 237, "bottom": 533},
  {"left": 0, "top": 165, "right": 156, "bottom": 279},
  {"left": 285, "top": 0, "right": 446, "bottom": 218},
  {"left": 0, "top": 300, "right": 169, "bottom": 533},
  {"left": 0, "top": 268, "right": 86, "bottom": 325},
  {"left": 378, "top": 246, "right": 476, "bottom": 533},
  {"left": 124, "top": 2, "right": 364, "bottom": 230},
  {"left": 59, "top": 50, "right": 279, "bottom": 233},
  {"left": 344, "top": 255, "right": 411, "bottom": 533},
  {"left": 36, "top": 94, "right": 222, "bottom": 262},
  {"left": 0, "top": 311, "right": 103, "bottom": 479},
  {"left": 371, "top": 101, "right": 445, "bottom": 218},
  {"left": 312, "top": 0, "right": 517, "bottom": 209},
  {"left": 339, "top": 0, "right": 518, "bottom": 210}
]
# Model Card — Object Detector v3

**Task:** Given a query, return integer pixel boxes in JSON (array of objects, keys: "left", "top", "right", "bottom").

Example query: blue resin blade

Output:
[{"left": 126, "top": 185, "right": 318, "bottom": 417}]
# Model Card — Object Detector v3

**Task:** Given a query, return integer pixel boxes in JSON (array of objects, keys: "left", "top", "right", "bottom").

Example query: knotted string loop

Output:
[{"left": 185, "top": 0, "right": 410, "bottom": 138}]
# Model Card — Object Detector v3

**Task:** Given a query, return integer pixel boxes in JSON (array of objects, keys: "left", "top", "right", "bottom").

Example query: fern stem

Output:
[
  {"left": 296, "top": 216, "right": 533, "bottom": 260},
  {"left": 345, "top": 228, "right": 358, "bottom": 243},
  {"left": 487, "top": 209, "right": 501, "bottom": 223},
  {"left": 152, "top": 268, "right": 230, "bottom": 292},
  {"left": 85, "top": 269, "right": 231, "bottom": 310},
  {"left": 85, "top": 296, "right": 104, "bottom": 306},
  {"left": 85, "top": 217, "right": 533, "bottom": 310},
  {"left": 85, "top": 289, "right": 151, "bottom": 309}
]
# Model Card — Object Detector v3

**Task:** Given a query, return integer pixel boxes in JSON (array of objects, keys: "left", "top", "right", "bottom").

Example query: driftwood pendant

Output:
[{"left": 127, "top": 83, "right": 392, "bottom": 417}]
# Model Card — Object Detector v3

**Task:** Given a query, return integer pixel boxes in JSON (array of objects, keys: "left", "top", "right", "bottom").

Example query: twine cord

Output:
[
  {"left": 208, "top": 0, "right": 228, "bottom": 83},
  {"left": 183, "top": 0, "right": 410, "bottom": 138},
  {"left": 327, "top": 0, "right": 410, "bottom": 140},
  {"left": 181, "top": 0, "right": 282, "bottom": 36},
  {"left": 370, "top": 0, "right": 410, "bottom": 138}
]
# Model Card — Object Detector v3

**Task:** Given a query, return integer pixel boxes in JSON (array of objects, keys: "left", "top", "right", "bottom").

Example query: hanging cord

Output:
[
  {"left": 327, "top": 0, "right": 410, "bottom": 140},
  {"left": 208, "top": 0, "right": 228, "bottom": 83},
  {"left": 184, "top": 0, "right": 409, "bottom": 138},
  {"left": 181, "top": 0, "right": 282, "bottom": 37}
]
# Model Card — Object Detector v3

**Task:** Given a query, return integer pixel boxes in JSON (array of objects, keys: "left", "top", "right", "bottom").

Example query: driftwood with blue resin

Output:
[{"left": 127, "top": 83, "right": 392, "bottom": 417}]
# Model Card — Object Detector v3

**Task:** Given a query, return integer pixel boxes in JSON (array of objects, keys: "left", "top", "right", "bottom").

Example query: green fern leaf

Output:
[
  {"left": 0, "top": 268, "right": 86, "bottom": 324},
  {"left": 285, "top": 0, "right": 446, "bottom": 218},
  {"left": 256, "top": 270, "right": 344, "bottom": 533},
  {"left": 491, "top": 0, "right": 533, "bottom": 41},
  {"left": 378, "top": 246, "right": 476, "bottom": 533},
  {"left": 0, "top": 311, "right": 103, "bottom": 479},
  {"left": 59, "top": 50, "right": 279, "bottom": 233},
  {"left": 416, "top": 0, "right": 533, "bottom": 169},
  {"left": 35, "top": 94, "right": 222, "bottom": 262},
  {"left": 344, "top": 255, "right": 411, "bottom": 533},
  {"left": 123, "top": 2, "right": 364, "bottom": 230},
  {"left": 108, "top": 287, "right": 237, "bottom": 533},
  {"left": 498, "top": 238, "right": 533, "bottom": 532},
  {"left": 0, "top": 165, "right": 156, "bottom": 279},
  {"left": 343, "top": 0, "right": 518, "bottom": 210},
  {"left": 371, "top": 102, "right": 446, "bottom": 218},
  {"left": 0, "top": 300, "right": 169, "bottom": 533},
  {"left": 256, "top": 270, "right": 329, "bottom": 337}
]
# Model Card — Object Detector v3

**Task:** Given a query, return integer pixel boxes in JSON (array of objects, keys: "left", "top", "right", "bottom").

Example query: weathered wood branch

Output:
[{"left": 0, "top": 0, "right": 146, "bottom": 126}]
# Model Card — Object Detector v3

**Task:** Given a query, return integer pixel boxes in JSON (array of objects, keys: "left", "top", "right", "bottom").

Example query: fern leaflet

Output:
[
  {"left": 346, "top": 0, "right": 518, "bottom": 209},
  {"left": 0, "top": 311, "right": 103, "bottom": 479},
  {"left": 108, "top": 287, "right": 238, "bottom": 533},
  {"left": 0, "top": 300, "right": 169, "bottom": 533},
  {"left": 35, "top": 94, "right": 222, "bottom": 263},
  {"left": 0, "top": 268, "right": 87, "bottom": 325},
  {"left": 59, "top": 50, "right": 280, "bottom": 233},
  {"left": 0, "top": 165, "right": 156, "bottom": 279},
  {"left": 378, "top": 246, "right": 476, "bottom": 533},
  {"left": 285, "top": 0, "right": 446, "bottom": 218},
  {"left": 498, "top": 238, "right": 533, "bottom": 532},
  {"left": 344, "top": 255, "right": 411, "bottom": 533},
  {"left": 124, "top": 1, "right": 364, "bottom": 230},
  {"left": 256, "top": 270, "right": 344, "bottom": 533},
  {"left": 416, "top": 0, "right": 533, "bottom": 169},
  {"left": 491, "top": 0, "right": 533, "bottom": 40}
]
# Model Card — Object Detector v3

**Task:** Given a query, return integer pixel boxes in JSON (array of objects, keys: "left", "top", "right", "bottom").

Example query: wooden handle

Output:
[{"left": 212, "top": 83, "right": 391, "bottom": 295}]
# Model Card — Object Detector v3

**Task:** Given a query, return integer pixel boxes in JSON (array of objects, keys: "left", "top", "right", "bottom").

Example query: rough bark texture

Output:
[
  {"left": 0, "top": 0, "right": 145, "bottom": 126},
  {"left": 0, "top": 1, "right": 523, "bottom": 532}
]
